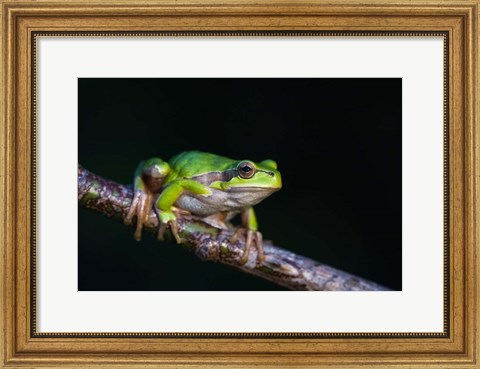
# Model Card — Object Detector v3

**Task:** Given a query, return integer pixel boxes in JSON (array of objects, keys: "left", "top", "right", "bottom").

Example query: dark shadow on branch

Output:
[{"left": 78, "top": 165, "right": 390, "bottom": 291}]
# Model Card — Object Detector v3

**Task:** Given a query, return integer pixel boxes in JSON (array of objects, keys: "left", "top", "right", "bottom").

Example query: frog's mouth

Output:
[{"left": 227, "top": 186, "right": 280, "bottom": 193}]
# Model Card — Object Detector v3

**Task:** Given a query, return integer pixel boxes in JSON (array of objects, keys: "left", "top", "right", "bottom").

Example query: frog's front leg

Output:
[
  {"left": 155, "top": 179, "right": 212, "bottom": 243},
  {"left": 124, "top": 158, "right": 170, "bottom": 241},
  {"left": 230, "top": 207, "right": 265, "bottom": 265}
]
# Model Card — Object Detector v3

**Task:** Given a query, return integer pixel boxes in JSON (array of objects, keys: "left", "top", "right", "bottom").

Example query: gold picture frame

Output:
[{"left": 1, "top": 0, "right": 478, "bottom": 367}]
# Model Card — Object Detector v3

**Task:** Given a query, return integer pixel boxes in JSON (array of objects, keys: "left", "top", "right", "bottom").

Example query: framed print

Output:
[
  {"left": 1, "top": 0, "right": 478, "bottom": 368},
  {"left": 77, "top": 77, "right": 401, "bottom": 293}
]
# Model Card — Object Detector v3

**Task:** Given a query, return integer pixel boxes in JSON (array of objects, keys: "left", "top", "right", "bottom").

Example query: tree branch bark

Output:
[{"left": 78, "top": 165, "right": 391, "bottom": 291}]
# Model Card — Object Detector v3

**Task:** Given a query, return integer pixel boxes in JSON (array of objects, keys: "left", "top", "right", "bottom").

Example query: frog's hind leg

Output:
[{"left": 124, "top": 158, "right": 171, "bottom": 241}]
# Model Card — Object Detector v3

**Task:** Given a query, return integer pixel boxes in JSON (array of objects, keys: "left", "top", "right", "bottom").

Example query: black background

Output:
[{"left": 78, "top": 78, "right": 402, "bottom": 291}]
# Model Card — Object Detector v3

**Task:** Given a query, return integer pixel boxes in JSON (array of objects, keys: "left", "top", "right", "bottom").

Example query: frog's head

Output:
[{"left": 210, "top": 158, "right": 282, "bottom": 198}]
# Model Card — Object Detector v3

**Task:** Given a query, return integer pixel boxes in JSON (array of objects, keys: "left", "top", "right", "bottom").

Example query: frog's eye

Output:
[{"left": 237, "top": 161, "right": 255, "bottom": 179}]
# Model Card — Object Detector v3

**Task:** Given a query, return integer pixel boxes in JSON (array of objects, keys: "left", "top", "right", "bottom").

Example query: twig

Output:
[{"left": 78, "top": 165, "right": 390, "bottom": 291}]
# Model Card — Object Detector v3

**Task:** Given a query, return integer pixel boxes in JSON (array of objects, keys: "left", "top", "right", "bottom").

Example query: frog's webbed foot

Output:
[
  {"left": 156, "top": 208, "right": 182, "bottom": 244},
  {"left": 230, "top": 228, "right": 265, "bottom": 266},
  {"left": 124, "top": 189, "right": 155, "bottom": 241}
]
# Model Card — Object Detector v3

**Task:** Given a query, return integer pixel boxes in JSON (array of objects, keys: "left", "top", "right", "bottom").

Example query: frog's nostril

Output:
[{"left": 268, "top": 171, "right": 274, "bottom": 177}]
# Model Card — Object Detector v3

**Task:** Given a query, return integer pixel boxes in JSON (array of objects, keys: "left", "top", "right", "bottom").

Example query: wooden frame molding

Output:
[{"left": 1, "top": 1, "right": 478, "bottom": 367}]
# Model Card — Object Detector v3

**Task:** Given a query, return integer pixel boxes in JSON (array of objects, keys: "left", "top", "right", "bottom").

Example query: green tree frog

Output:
[{"left": 124, "top": 151, "right": 282, "bottom": 265}]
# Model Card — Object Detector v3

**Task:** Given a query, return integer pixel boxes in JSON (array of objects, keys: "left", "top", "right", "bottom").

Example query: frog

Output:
[{"left": 124, "top": 151, "right": 282, "bottom": 265}]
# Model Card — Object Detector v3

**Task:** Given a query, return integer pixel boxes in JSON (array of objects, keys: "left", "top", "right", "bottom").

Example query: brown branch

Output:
[{"left": 78, "top": 165, "right": 391, "bottom": 291}]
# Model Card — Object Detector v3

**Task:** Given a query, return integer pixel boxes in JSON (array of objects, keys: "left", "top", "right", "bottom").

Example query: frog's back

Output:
[{"left": 168, "top": 151, "right": 238, "bottom": 179}]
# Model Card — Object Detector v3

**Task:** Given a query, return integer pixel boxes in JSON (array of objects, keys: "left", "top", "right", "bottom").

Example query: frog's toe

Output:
[
  {"left": 253, "top": 231, "right": 265, "bottom": 265},
  {"left": 229, "top": 228, "right": 246, "bottom": 244},
  {"left": 169, "top": 221, "right": 182, "bottom": 244},
  {"left": 124, "top": 191, "right": 141, "bottom": 226},
  {"left": 156, "top": 221, "right": 167, "bottom": 241},
  {"left": 235, "top": 230, "right": 265, "bottom": 266},
  {"left": 156, "top": 220, "right": 182, "bottom": 244},
  {"left": 125, "top": 190, "right": 155, "bottom": 241},
  {"left": 238, "top": 230, "right": 254, "bottom": 265},
  {"left": 156, "top": 210, "right": 182, "bottom": 244}
]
